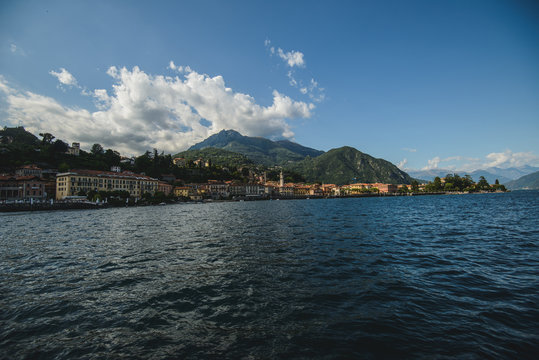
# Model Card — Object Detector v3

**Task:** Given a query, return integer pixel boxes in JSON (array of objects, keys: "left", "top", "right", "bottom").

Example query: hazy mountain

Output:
[
  {"left": 405, "top": 169, "right": 455, "bottom": 181},
  {"left": 468, "top": 170, "right": 512, "bottom": 185},
  {"left": 288, "top": 146, "right": 414, "bottom": 185},
  {"left": 188, "top": 129, "right": 323, "bottom": 166},
  {"left": 504, "top": 171, "right": 539, "bottom": 190},
  {"left": 406, "top": 166, "right": 539, "bottom": 184},
  {"left": 483, "top": 166, "right": 539, "bottom": 181}
]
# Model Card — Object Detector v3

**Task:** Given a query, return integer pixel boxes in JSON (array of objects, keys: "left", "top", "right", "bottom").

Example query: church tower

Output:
[{"left": 279, "top": 170, "right": 284, "bottom": 187}]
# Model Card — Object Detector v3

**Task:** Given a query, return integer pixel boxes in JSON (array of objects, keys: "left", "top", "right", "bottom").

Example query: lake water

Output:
[{"left": 1, "top": 192, "right": 538, "bottom": 359}]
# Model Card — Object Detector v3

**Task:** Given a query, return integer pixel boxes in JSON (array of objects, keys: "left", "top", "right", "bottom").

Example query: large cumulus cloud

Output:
[{"left": 0, "top": 65, "right": 314, "bottom": 155}]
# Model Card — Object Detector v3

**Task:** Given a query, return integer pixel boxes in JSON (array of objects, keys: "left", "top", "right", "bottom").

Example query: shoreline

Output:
[{"left": 0, "top": 190, "right": 508, "bottom": 213}]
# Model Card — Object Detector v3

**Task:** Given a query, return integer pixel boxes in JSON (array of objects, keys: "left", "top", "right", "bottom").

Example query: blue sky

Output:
[{"left": 1, "top": 0, "right": 538, "bottom": 171}]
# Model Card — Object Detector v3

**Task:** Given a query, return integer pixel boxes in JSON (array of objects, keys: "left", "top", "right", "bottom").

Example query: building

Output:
[
  {"left": 15, "top": 165, "right": 43, "bottom": 178},
  {"left": 371, "top": 183, "right": 398, "bottom": 193},
  {"left": 66, "top": 142, "right": 80, "bottom": 156},
  {"left": 55, "top": 169, "right": 158, "bottom": 200},
  {"left": 229, "top": 184, "right": 266, "bottom": 198},
  {"left": 207, "top": 181, "right": 229, "bottom": 199},
  {"left": 158, "top": 181, "right": 173, "bottom": 195},
  {"left": 173, "top": 186, "right": 190, "bottom": 198},
  {"left": 0, "top": 175, "right": 48, "bottom": 201}
]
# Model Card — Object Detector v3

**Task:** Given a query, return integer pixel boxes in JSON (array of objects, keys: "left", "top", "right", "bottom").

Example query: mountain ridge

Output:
[
  {"left": 187, "top": 129, "right": 324, "bottom": 166},
  {"left": 505, "top": 171, "right": 539, "bottom": 190},
  {"left": 287, "top": 146, "right": 414, "bottom": 185},
  {"left": 186, "top": 130, "right": 415, "bottom": 184}
]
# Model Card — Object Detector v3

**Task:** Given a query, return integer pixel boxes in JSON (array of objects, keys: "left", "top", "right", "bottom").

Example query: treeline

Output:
[
  {"left": 1, "top": 127, "right": 304, "bottom": 184},
  {"left": 423, "top": 174, "right": 506, "bottom": 192},
  {"left": 0, "top": 127, "right": 122, "bottom": 172}
]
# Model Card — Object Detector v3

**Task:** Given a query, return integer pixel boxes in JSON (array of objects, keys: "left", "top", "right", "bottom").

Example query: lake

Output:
[{"left": 1, "top": 192, "right": 538, "bottom": 359}]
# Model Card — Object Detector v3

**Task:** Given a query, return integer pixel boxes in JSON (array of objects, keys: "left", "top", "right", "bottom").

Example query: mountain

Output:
[
  {"left": 405, "top": 169, "right": 453, "bottom": 182},
  {"left": 483, "top": 166, "right": 539, "bottom": 181},
  {"left": 504, "top": 171, "right": 539, "bottom": 190},
  {"left": 188, "top": 129, "right": 323, "bottom": 166},
  {"left": 288, "top": 146, "right": 414, "bottom": 185},
  {"left": 406, "top": 166, "right": 539, "bottom": 184},
  {"left": 468, "top": 170, "right": 512, "bottom": 185}
]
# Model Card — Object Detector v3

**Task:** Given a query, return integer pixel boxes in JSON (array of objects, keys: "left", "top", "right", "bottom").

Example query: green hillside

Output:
[
  {"left": 505, "top": 171, "right": 539, "bottom": 190},
  {"left": 188, "top": 129, "right": 323, "bottom": 165},
  {"left": 287, "top": 146, "right": 414, "bottom": 185}
]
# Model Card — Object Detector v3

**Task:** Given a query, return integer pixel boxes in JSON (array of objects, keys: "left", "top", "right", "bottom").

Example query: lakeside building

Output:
[
  {"left": 0, "top": 175, "right": 48, "bottom": 201},
  {"left": 341, "top": 183, "right": 398, "bottom": 194},
  {"left": 158, "top": 181, "right": 174, "bottom": 196},
  {"left": 55, "top": 169, "right": 158, "bottom": 200},
  {"left": 173, "top": 186, "right": 190, "bottom": 198},
  {"left": 229, "top": 184, "right": 267, "bottom": 198}
]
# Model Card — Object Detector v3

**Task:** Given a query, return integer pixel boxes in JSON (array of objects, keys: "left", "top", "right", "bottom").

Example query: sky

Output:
[{"left": 1, "top": 0, "right": 538, "bottom": 171}]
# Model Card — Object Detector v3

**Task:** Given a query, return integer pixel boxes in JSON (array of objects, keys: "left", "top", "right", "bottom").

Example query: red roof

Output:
[{"left": 58, "top": 169, "right": 157, "bottom": 181}]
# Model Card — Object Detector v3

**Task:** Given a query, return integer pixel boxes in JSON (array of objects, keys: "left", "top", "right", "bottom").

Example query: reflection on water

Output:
[{"left": 1, "top": 192, "right": 538, "bottom": 359}]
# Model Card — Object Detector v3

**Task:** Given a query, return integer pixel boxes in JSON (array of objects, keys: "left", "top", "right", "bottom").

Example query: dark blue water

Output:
[{"left": 1, "top": 191, "right": 538, "bottom": 359}]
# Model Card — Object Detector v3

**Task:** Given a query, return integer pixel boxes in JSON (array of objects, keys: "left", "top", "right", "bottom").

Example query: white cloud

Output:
[
  {"left": 484, "top": 149, "right": 539, "bottom": 168},
  {"left": 49, "top": 68, "right": 78, "bottom": 87},
  {"left": 397, "top": 158, "right": 408, "bottom": 169},
  {"left": 402, "top": 147, "right": 417, "bottom": 153},
  {"left": 168, "top": 61, "right": 191, "bottom": 74},
  {"left": 277, "top": 48, "right": 305, "bottom": 68},
  {"left": 422, "top": 156, "right": 441, "bottom": 170},
  {"left": 287, "top": 71, "right": 297, "bottom": 87},
  {"left": 266, "top": 40, "right": 324, "bottom": 102},
  {"left": 9, "top": 43, "right": 26, "bottom": 56},
  {"left": 416, "top": 151, "right": 539, "bottom": 172},
  {"left": 0, "top": 65, "right": 314, "bottom": 155}
]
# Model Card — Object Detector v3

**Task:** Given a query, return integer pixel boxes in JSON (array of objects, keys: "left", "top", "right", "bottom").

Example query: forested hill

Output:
[
  {"left": 286, "top": 146, "right": 414, "bottom": 185},
  {"left": 188, "top": 129, "right": 324, "bottom": 166},
  {"left": 505, "top": 171, "right": 539, "bottom": 190},
  {"left": 0, "top": 127, "right": 121, "bottom": 172}
]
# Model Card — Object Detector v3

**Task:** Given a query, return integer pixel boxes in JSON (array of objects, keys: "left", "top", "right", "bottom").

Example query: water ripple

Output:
[{"left": 1, "top": 191, "right": 538, "bottom": 359}]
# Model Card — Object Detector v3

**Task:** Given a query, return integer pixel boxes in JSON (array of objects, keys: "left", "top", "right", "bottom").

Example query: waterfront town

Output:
[
  {"left": 1, "top": 163, "right": 407, "bottom": 203},
  {"left": 1, "top": 156, "right": 505, "bottom": 208}
]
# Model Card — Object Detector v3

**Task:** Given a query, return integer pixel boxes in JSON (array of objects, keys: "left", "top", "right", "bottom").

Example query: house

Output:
[{"left": 66, "top": 142, "right": 80, "bottom": 156}]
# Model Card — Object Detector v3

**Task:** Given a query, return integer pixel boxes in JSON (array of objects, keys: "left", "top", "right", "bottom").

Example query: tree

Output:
[
  {"left": 58, "top": 162, "right": 70, "bottom": 172},
  {"left": 52, "top": 139, "right": 69, "bottom": 153},
  {"left": 477, "top": 176, "right": 490, "bottom": 190},
  {"left": 91, "top": 143, "right": 104, "bottom": 156},
  {"left": 39, "top": 132, "right": 55, "bottom": 145},
  {"left": 433, "top": 177, "right": 442, "bottom": 191}
]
